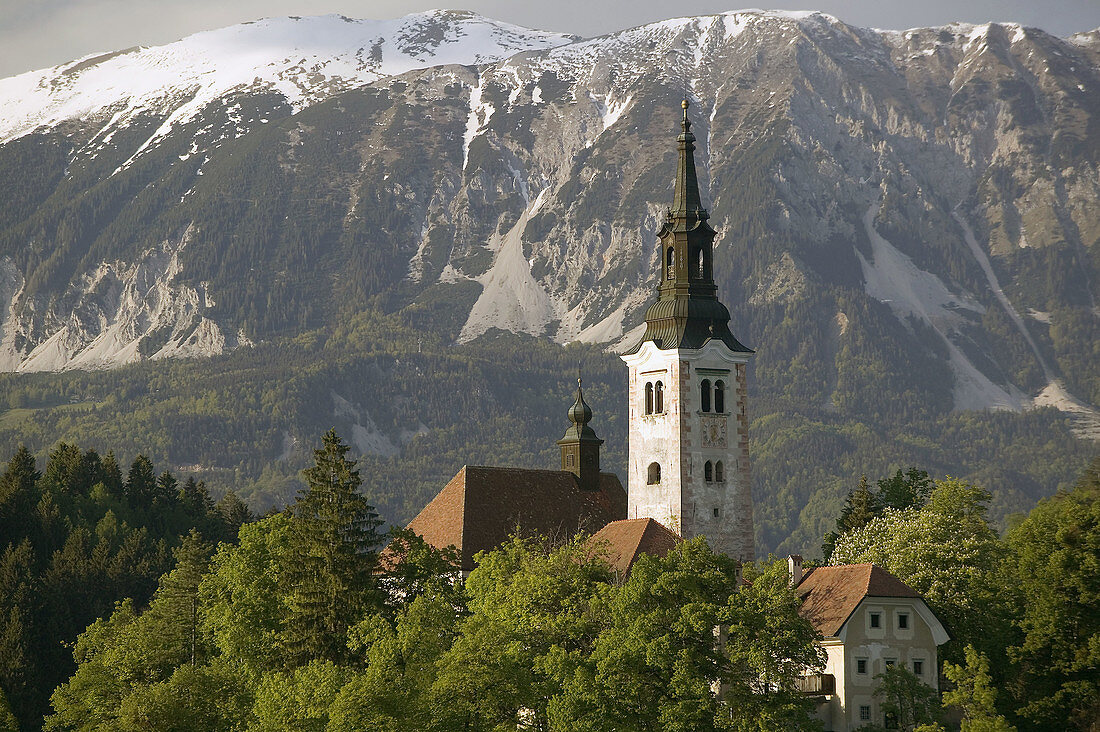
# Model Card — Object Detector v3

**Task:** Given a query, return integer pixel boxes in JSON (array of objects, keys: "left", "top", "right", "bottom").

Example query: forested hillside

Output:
[{"left": 0, "top": 308, "right": 1091, "bottom": 556}]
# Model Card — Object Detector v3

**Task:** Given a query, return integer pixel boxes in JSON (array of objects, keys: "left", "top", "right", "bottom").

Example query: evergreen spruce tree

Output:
[
  {"left": 877, "top": 468, "right": 933, "bottom": 511},
  {"left": 823, "top": 474, "right": 881, "bottom": 561},
  {"left": 40, "top": 443, "right": 85, "bottom": 496},
  {"left": 100, "top": 451, "right": 124, "bottom": 500},
  {"left": 0, "top": 446, "right": 39, "bottom": 544},
  {"left": 280, "top": 429, "right": 383, "bottom": 667},
  {"left": 157, "top": 529, "right": 214, "bottom": 667},
  {"left": 216, "top": 490, "right": 253, "bottom": 540},
  {"left": 125, "top": 456, "right": 157, "bottom": 508}
]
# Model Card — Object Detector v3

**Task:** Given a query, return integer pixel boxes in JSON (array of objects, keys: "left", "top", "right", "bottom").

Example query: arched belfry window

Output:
[
  {"left": 647, "top": 462, "right": 661, "bottom": 484},
  {"left": 666, "top": 247, "right": 675, "bottom": 280},
  {"left": 704, "top": 461, "right": 714, "bottom": 483},
  {"left": 715, "top": 460, "right": 725, "bottom": 482},
  {"left": 645, "top": 382, "right": 653, "bottom": 415},
  {"left": 714, "top": 380, "right": 725, "bottom": 413},
  {"left": 700, "top": 379, "right": 711, "bottom": 413},
  {"left": 696, "top": 247, "right": 705, "bottom": 278},
  {"left": 654, "top": 381, "right": 664, "bottom": 413}
]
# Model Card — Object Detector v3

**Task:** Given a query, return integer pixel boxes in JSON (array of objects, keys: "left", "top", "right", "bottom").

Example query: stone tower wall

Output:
[{"left": 623, "top": 340, "right": 753, "bottom": 559}]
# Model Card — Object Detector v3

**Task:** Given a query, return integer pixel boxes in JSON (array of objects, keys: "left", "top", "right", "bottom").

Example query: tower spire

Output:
[
  {"left": 624, "top": 100, "right": 752, "bottom": 356},
  {"left": 672, "top": 99, "right": 705, "bottom": 220}
]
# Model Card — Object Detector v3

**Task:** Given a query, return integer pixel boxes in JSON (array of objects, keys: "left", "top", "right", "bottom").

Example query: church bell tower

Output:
[{"left": 620, "top": 100, "right": 755, "bottom": 560}]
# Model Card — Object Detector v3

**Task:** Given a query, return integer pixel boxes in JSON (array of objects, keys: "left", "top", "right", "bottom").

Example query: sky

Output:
[{"left": 2, "top": 0, "right": 1099, "bottom": 79}]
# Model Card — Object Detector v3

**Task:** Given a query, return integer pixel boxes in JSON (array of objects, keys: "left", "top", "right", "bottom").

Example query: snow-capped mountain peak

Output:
[{"left": 0, "top": 10, "right": 576, "bottom": 146}]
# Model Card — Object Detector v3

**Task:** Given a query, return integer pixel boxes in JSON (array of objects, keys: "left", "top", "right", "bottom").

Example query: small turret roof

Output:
[{"left": 558, "top": 377, "right": 603, "bottom": 445}]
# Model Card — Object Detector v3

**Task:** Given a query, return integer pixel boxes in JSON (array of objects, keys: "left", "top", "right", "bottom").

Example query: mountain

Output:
[{"left": 0, "top": 9, "right": 1097, "bottom": 554}]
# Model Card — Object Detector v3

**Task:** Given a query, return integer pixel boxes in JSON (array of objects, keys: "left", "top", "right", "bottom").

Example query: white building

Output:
[{"left": 791, "top": 557, "right": 950, "bottom": 731}]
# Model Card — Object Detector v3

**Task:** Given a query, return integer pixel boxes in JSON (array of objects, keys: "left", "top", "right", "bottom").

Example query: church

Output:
[
  {"left": 401, "top": 101, "right": 948, "bottom": 731},
  {"left": 405, "top": 100, "right": 755, "bottom": 564}
]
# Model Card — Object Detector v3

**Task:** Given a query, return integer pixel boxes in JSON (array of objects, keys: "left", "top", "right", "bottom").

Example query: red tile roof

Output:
[
  {"left": 796, "top": 564, "right": 922, "bottom": 637},
  {"left": 586, "top": 518, "right": 681, "bottom": 575},
  {"left": 405, "top": 465, "right": 627, "bottom": 571}
]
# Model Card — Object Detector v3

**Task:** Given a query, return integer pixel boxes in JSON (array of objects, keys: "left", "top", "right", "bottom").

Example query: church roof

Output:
[
  {"left": 406, "top": 465, "right": 627, "bottom": 571},
  {"left": 795, "top": 563, "right": 923, "bottom": 638},
  {"left": 586, "top": 517, "right": 681, "bottom": 575}
]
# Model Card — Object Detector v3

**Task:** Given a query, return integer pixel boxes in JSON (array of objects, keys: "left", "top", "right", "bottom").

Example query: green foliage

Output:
[
  {"left": 552, "top": 543, "right": 823, "bottom": 732},
  {"left": 1004, "top": 458, "right": 1100, "bottom": 730},
  {"left": 872, "top": 665, "right": 942, "bottom": 731},
  {"left": 0, "top": 685, "right": 16, "bottom": 732},
  {"left": 0, "top": 441, "right": 227, "bottom": 731},
  {"left": 830, "top": 478, "right": 1012, "bottom": 667},
  {"left": 722, "top": 558, "right": 827, "bottom": 731},
  {"left": 942, "top": 645, "right": 1017, "bottom": 732},
  {"left": 200, "top": 514, "right": 292, "bottom": 679},
  {"left": 822, "top": 474, "right": 880, "bottom": 561},
  {"left": 434, "top": 534, "right": 613, "bottom": 730},
  {"left": 249, "top": 660, "right": 348, "bottom": 732},
  {"left": 877, "top": 468, "right": 933, "bottom": 511},
  {"left": 379, "top": 528, "right": 461, "bottom": 619},
  {"left": 280, "top": 429, "right": 384, "bottom": 667}
]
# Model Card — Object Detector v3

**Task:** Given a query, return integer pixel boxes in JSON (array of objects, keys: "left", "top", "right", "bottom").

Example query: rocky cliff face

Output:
[{"left": 1, "top": 9, "right": 1098, "bottom": 431}]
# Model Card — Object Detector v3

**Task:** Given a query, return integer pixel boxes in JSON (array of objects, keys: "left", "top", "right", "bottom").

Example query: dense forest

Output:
[
  {"left": 0, "top": 444, "right": 252, "bottom": 730},
  {"left": 3, "top": 430, "right": 1095, "bottom": 731}
]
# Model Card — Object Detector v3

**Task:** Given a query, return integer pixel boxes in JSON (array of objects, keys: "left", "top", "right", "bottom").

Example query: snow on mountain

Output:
[{"left": 0, "top": 10, "right": 574, "bottom": 150}]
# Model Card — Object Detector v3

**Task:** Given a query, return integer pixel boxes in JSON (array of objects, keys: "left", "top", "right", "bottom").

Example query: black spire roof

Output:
[
  {"left": 558, "top": 377, "right": 603, "bottom": 445},
  {"left": 624, "top": 100, "right": 752, "bottom": 355}
]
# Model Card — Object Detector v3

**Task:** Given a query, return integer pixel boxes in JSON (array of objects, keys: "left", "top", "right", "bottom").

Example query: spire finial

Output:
[{"left": 682, "top": 98, "right": 691, "bottom": 131}]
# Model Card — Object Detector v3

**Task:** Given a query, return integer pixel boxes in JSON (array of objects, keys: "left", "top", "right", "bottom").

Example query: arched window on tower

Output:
[
  {"left": 704, "top": 461, "right": 713, "bottom": 483},
  {"left": 647, "top": 462, "right": 661, "bottom": 484},
  {"left": 700, "top": 379, "right": 711, "bottom": 412},
  {"left": 714, "top": 380, "right": 725, "bottom": 413},
  {"left": 654, "top": 381, "right": 664, "bottom": 413},
  {"left": 696, "top": 247, "right": 705, "bottom": 278},
  {"left": 666, "top": 247, "right": 675, "bottom": 280},
  {"left": 645, "top": 382, "right": 653, "bottom": 415},
  {"left": 715, "top": 460, "right": 724, "bottom": 483}
]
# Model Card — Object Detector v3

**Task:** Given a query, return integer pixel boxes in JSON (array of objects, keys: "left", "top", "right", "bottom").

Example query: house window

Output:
[
  {"left": 713, "top": 507, "right": 720, "bottom": 518},
  {"left": 654, "top": 381, "right": 664, "bottom": 413},
  {"left": 856, "top": 658, "right": 868, "bottom": 675},
  {"left": 897, "top": 612, "right": 909, "bottom": 630},
  {"left": 647, "top": 462, "right": 661, "bottom": 484},
  {"left": 714, "top": 380, "right": 725, "bottom": 412},
  {"left": 700, "top": 379, "right": 711, "bottom": 412},
  {"left": 715, "top": 461, "right": 724, "bottom": 482},
  {"left": 704, "top": 461, "right": 714, "bottom": 482},
  {"left": 870, "top": 612, "right": 882, "bottom": 629},
  {"left": 645, "top": 382, "right": 653, "bottom": 414},
  {"left": 859, "top": 705, "right": 871, "bottom": 721},
  {"left": 912, "top": 660, "right": 924, "bottom": 676},
  {"left": 885, "top": 658, "right": 897, "bottom": 668}
]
